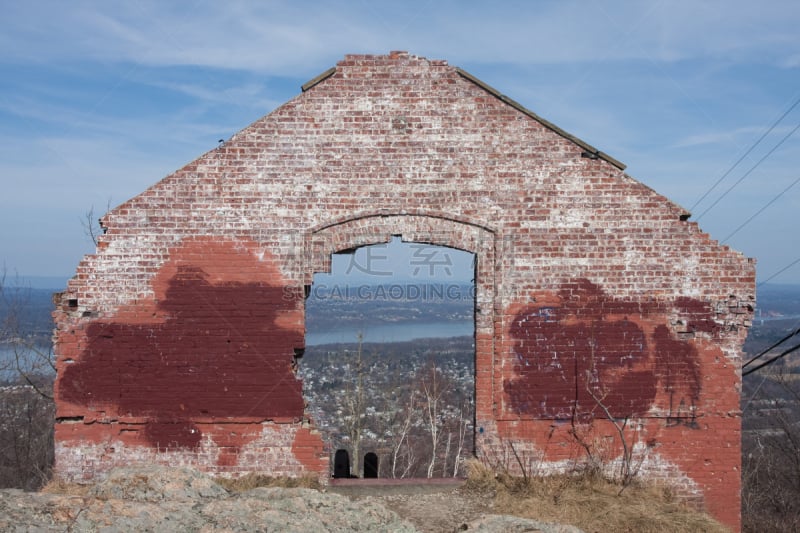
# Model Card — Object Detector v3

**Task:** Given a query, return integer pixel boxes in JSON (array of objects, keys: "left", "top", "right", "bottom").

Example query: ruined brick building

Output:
[{"left": 53, "top": 52, "right": 754, "bottom": 529}]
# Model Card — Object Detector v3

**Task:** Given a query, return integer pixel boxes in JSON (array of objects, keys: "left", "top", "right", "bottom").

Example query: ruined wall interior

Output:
[{"left": 53, "top": 52, "right": 754, "bottom": 530}]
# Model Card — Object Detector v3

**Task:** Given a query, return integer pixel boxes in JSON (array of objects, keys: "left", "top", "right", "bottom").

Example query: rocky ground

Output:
[
  {"left": 341, "top": 487, "right": 582, "bottom": 533},
  {"left": 0, "top": 467, "right": 582, "bottom": 532}
]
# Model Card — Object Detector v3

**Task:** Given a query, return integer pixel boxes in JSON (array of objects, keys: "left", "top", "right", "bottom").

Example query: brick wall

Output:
[{"left": 53, "top": 52, "right": 754, "bottom": 530}]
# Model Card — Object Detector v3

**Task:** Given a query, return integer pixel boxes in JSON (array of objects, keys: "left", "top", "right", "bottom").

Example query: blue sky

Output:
[{"left": 1, "top": 1, "right": 799, "bottom": 287}]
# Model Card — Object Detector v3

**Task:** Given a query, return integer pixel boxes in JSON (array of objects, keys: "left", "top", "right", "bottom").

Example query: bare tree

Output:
[
  {"left": 390, "top": 391, "right": 416, "bottom": 478},
  {"left": 0, "top": 269, "right": 56, "bottom": 489},
  {"left": 451, "top": 399, "right": 471, "bottom": 477},
  {"left": 418, "top": 359, "right": 449, "bottom": 478},
  {"left": 0, "top": 270, "right": 55, "bottom": 394},
  {"left": 441, "top": 432, "right": 452, "bottom": 478},
  {"left": 299, "top": 339, "right": 474, "bottom": 479},
  {"left": 742, "top": 368, "right": 800, "bottom": 532},
  {"left": 80, "top": 201, "right": 111, "bottom": 247},
  {"left": 0, "top": 382, "right": 54, "bottom": 489},
  {"left": 341, "top": 334, "right": 367, "bottom": 477}
]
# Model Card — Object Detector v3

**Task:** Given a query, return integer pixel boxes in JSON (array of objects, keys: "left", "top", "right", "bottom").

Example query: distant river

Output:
[
  {"left": 1, "top": 326, "right": 473, "bottom": 365},
  {"left": 306, "top": 321, "right": 473, "bottom": 346}
]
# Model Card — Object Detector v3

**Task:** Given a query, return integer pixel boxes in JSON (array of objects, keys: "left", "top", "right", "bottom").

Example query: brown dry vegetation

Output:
[
  {"left": 463, "top": 460, "right": 728, "bottom": 533},
  {"left": 36, "top": 463, "right": 727, "bottom": 532},
  {"left": 214, "top": 472, "right": 323, "bottom": 492},
  {"left": 38, "top": 478, "right": 92, "bottom": 496}
]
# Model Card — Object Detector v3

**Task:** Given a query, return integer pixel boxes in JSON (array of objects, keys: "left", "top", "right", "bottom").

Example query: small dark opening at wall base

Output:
[
  {"left": 333, "top": 449, "right": 352, "bottom": 478},
  {"left": 363, "top": 452, "right": 378, "bottom": 478}
]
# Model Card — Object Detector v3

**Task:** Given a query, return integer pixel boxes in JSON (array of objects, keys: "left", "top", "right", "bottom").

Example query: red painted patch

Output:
[
  {"left": 674, "top": 297, "right": 720, "bottom": 335},
  {"left": 59, "top": 240, "right": 305, "bottom": 449},
  {"left": 291, "top": 427, "right": 328, "bottom": 471},
  {"left": 505, "top": 279, "right": 702, "bottom": 421},
  {"left": 144, "top": 419, "right": 202, "bottom": 449},
  {"left": 652, "top": 325, "right": 701, "bottom": 424}
]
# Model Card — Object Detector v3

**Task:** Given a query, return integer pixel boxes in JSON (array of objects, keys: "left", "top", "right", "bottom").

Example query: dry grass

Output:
[
  {"left": 37, "top": 465, "right": 727, "bottom": 532},
  {"left": 464, "top": 460, "right": 728, "bottom": 533},
  {"left": 214, "top": 473, "right": 322, "bottom": 493},
  {"left": 39, "top": 473, "right": 323, "bottom": 496},
  {"left": 38, "top": 479, "right": 92, "bottom": 496}
]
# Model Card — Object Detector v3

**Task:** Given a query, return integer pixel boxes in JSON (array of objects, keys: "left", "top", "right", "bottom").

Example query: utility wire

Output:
[
  {"left": 743, "top": 267, "right": 800, "bottom": 374},
  {"left": 743, "top": 341, "right": 800, "bottom": 376},
  {"left": 702, "top": 101, "right": 800, "bottom": 375},
  {"left": 758, "top": 256, "right": 800, "bottom": 287},
  {"left": 695, "top": 120, "right": 800, "bottom": 222},
  {"left": 743, "top": 325, "right": 800, "bottom": 369},
  {"left": 742, "top": 372, "right": 770, "bottom": 413},
  {"left": 721, "top": 175, "right": 800, "bottom": 244},
  {"left": 690, "top": 94, "right": 800, "bottom": 213},
  {"left": 744, "top": 264, "right": 800, "bottom": 371}
]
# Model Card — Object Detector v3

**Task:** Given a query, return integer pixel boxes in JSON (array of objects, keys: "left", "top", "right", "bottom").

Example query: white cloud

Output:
[
  {"left": 671, "top": 126, "right": 770, "bottom": 149},
  {"left": 143, "top": 79, "right": 283, "bottom": 113},
  {"left": 782, "top": 54, "right": 800, "bottom": 69},
  {"left": 0, "top": 134, "right": 174, "bottom": 208},
  {"left": 2, "top": 1, "right": 799, "bottom": 72},
  {"left": 1, "top": 0, "right": 799, "bottom": 281}
]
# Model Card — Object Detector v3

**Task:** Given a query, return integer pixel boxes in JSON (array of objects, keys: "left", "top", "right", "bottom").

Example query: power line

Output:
[
  {"left": 742, "top": 274, "right": 800, "bottom": 381},
  {"left": 743, "top": 325, "right": 800, "bottom": 369},
  {"left": 721, "top": 175, "right": 800, "bottom": 244},
  {"left": 742, "top": 341, "right": 800, "bottom": 377},
  {"left": 758, "top": 256, "right": 800, "bottom": 287},
  {"left": 694, "top": 120, "right": 800, "bottom": 222},
  {"left": 742, "top": 372, "right": 770, "bottom": 413},
  {"left": 690, "top": 94, "right": 800, "bottom": 213},
  {"left": 743, "top": 274, "right": 800, "bottom": 376},
  {"left": 700, "top": 99, "right": 800, "bottom": 377}
]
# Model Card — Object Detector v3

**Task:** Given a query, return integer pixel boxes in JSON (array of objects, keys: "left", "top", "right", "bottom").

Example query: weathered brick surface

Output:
[{"left": 53, "top": 52, "right": 754, "bottom": 530}]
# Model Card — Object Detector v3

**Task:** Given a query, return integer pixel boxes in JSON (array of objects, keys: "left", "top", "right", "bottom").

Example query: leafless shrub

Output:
[
  {"left": 477, "top": 433, "right": 552, "bottom": 487},
  {"left": 39, "top": 478, "right": 92, "bottom": 496},
  {"left": 742, "top": 369, "right": 800, "bottom": 532},
  {"left": 0, "top": 379, "right": 54, "bottom": 490},
  {"left": 465, "top": 455, "right": 727, "bottom": 532},
  {"left": 215, "top": 473, "right": 323, "bottom": 492},
  {"left": 0, "top": 271, "right": 56, "bottom": 490},
  {"left": 572, "top": 344, "right": 651, "bottom": 492},
  {"left": 81, "top": 201, "right": 111, "bottom": 247}
]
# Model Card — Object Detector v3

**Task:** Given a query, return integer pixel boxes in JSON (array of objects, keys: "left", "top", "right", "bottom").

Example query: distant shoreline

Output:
[{"left": 305, "top": 334, "right": 474, "bottom": 351}]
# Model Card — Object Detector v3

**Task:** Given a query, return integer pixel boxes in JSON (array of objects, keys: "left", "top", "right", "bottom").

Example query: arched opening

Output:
[{"left": 300, "top": 236, "right": 476, "bottom": 478}]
